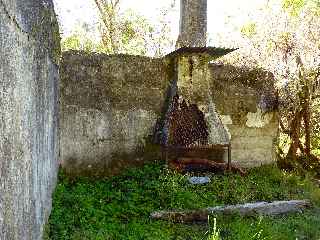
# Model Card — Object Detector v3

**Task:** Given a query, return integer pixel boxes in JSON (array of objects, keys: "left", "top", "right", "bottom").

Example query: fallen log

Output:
[{"left": 150, "top": 200, "right": 311, "bottom": 223}]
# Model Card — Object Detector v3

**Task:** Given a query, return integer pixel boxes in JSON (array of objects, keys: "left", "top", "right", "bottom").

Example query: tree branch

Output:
[
  {"left": 93, "top": 0, "right": 120, "bottom": 53},
  {"left": 312, "top": 94, "right": 320, "bottom": 100},
  {"left": 94, "top": 0, "right": 110, "bottom": 30},
  {"left": 279, "top": 119, "right": 290, "bottom": 134}
]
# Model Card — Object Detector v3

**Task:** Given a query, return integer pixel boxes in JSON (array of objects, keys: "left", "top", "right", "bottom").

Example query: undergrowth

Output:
[{"left": 47, "top": 161, "right": 320, "bottom": 239}]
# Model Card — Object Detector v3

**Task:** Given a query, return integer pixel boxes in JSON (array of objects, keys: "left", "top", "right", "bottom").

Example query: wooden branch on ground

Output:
[
  {"left": 169, "top": 157, "right": 246, "bottom": 176},
  {"left": 150, "top": 200, "right": 311, "bottom": 223}
]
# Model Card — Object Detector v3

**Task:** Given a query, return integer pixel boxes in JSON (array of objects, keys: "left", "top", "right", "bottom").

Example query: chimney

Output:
[{"left": 176, "top": 0, "right": 207, "bottom": 48}]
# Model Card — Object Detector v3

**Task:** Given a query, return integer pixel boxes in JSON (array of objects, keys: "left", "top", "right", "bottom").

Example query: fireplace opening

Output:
[
  {"left": 160, "top": 94, "right": 231, "bottom": 173},
  {"left": 153, "top": 46, "right": 237, "bottom": 174},
  {"left": 167, "top": 94, "right": 208, "bottom": 147}
]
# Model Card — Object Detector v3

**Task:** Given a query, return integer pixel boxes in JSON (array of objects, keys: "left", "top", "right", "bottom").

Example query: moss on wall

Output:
[
  {"left": 0, "top": 0, "right": 60, "bottom": 239},
  {"left": 60, "top": 52, "right": 170, "bottom": 177},
  {"left": 208, "top": 63, "right": 279, "bottom": 166}
]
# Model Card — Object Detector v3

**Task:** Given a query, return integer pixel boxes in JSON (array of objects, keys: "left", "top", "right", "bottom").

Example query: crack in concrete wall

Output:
[{"left": 0, "top": 0, "right": 28, "bottom": 35}]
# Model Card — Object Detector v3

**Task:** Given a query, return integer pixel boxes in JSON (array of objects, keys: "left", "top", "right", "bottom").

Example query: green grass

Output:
[
  {"left": 313, "top": 148, "right": 320, "bottom": 157},
  {"left": 47, "top": 161, "right": 320, "bottom": 240}
]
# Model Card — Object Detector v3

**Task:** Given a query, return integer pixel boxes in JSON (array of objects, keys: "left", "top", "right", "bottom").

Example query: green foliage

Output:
[
  {"left": 47, "top": 162, "right": 320, "bottom": 239},
  {"left": 61, "top": 34, "right": 97, "bottom": 52},
  {"left": 207, "top": 217, "right": 221, "bottom": 240},
  {"left": 240, "top": 22, "right": 257, "bottom": 38},
  {"left": 313, "top": 147, "right": 320, "bottom": 156},
  {"left": 282, "top": 0, "right": 306, "bottom": 16},
  {"left": 61, "top": 22, "right": 100, "bottom": 53},
  {"left": 61, "top": 8, "right": 173, "bottom": 56},
  {"left": 212, "top": 210, "right": 320, "bottom": 240},
  {"left": 116, "top": 10, "right": 154, "bottom": 55},
  {"left": 308, "top": 0, "right": 320, "bottom": 15},
  {"left": 60, "top": 0, "right": 176, "bottom": 56},
  {"left": 283, "top": 0, "right": 320, "bottom": 16},
  {"left": 61, "top": 34, "right": 80, "bottom": 51}
]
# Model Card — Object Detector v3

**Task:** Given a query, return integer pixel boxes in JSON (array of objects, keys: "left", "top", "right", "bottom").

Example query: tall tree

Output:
[
  {"left": 235, "top": 0, "right": 320, "bottom": 171},
  {"left": 94, "top": 0, "right": 121, "bottom": 53},
  {"left": 61, "top": 22, "right": 97, "bottom": 52},
  {"left": 93, "top": 0, "right": 176, "bottom": 56}
]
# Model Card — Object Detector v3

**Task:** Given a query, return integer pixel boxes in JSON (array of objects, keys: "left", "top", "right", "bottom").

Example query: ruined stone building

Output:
[
  {"left": 0, "top": 0, "right": 278, "bottom": 239},
  {"left": 60, "top": 0, "right": 278, "bottom": 176},
  {"left": 60, "top": 49, "right": 278, "bottom": 176}
]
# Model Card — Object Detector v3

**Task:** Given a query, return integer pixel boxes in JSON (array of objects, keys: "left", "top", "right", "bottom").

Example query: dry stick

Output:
[{"left": 170, "top": 157, "right": 246, "bottom": 176}]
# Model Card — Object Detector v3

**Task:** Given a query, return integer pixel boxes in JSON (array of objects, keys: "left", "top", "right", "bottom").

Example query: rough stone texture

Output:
[
  {"left": 177, "top": 0, "right": 207, "bottom": 48},
  {"left": 167, "top": 55, "right": 278, "bottom": 167},
  {"left": 209, "top": 64, "right": 279, "bottom": 167},
  {"left": 59, "top": 0, "right": 277, "bottom": 173},
  {"left": 207, "top": 200, "right": 311, "bottom": 216},
  {"left": 60, "top": 52, "right": 170, "bottom": 176},
  {"left": 176, "top": 55, "right": 230, "bottom": 145},
  {"left": 151, "top": 200, "right": 311, "bottom": 222},
  {"left": 188, "top": 176, "right": 211, "bottom": 185},
  {"left": 60, "top": 52, "right": 278, "bottom": 174},
  {"left": 0, "top": 0, "right": 60, "bottom": 239}
]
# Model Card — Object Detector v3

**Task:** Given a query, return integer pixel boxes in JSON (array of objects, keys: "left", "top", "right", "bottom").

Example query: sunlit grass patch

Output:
[{"left": 47, "top": 161, "right": 320, "bottom": 240}]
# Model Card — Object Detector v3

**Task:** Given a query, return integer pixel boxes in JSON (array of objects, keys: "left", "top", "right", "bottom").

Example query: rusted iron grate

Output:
[
  {"left": 161, "top": 94, "right": 231, "bottom": 171},
  {"left": 167, "top": 94, "right": 209, "bottom": 147}
]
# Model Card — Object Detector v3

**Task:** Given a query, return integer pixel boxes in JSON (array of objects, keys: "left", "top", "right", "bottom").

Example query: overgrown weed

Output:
[{"left": 47, "top": 162, "right": 320, "bottom": 239}]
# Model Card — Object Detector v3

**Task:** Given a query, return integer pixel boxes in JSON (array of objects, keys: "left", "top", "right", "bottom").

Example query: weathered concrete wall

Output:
[
  {"left": 60, "top": 52, "right": 170, "bottom": 176},
  {"left": 0, "top": 0, "right": 60, "bottom": 239},
  {"left": 60, "top": 52, "right": 278, "bottom": 174},
  {"left": 209, "top": 64, "right": 279, "bottom": 167},
  {"left": 166, "top": 54, "right": 278, "bottom": 167}
]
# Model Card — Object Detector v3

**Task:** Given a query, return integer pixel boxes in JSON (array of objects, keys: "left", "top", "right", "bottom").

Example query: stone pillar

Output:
[
  {"left": 176, "top": 0, "right": 207, "bottom": 48},
  {"left": 177, "top": 55, "right": 208, "bottom": 102}
]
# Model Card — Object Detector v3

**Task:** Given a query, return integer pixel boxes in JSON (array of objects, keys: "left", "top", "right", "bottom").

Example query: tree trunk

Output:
[
  {"left": 94, "top": 0, "right": 120, "bottom": 53},
  {"left": 287, "top": 110, "right": 303, "bottom": 162},
  {"left": 302, "top": 90, "right": 311, "bottom": 158},
  {"left": 176, "top": 0, "right": 207, "bottom": 48}
]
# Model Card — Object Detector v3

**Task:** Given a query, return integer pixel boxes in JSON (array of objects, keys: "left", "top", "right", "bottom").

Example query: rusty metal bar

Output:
[
  {"left": 227, "top": 145, "right": 231, "bottom": 171},
  {"left": 161, "top": 94, "right": 233, "bottom": 170},
  {"left": 161, "top": 146, "right": 169, "bottom": 168},
  {"left": 165, "top": 144, "right": 230, "bottom": 150}
]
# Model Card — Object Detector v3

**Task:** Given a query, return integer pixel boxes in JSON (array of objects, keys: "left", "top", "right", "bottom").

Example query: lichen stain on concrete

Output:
[
  {"left": 246, "top": 109, "right": 273, "bottom": 128},
  {"left": 0, "top": 0, "right": 60, "bottom": 239},
  {"left": 220, "top": 115, "right": 233, "bottom": 125},
  {"left": 60, "top": 52, "right": 170, "bottom": 176}
]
